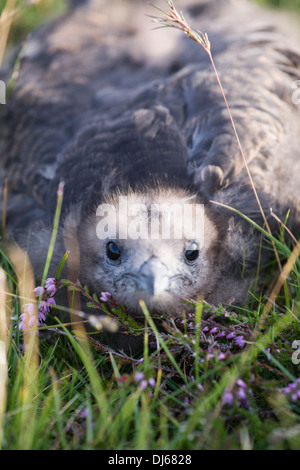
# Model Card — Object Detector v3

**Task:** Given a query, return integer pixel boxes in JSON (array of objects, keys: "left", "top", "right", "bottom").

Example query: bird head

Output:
[{"left": 76, "top": 188, "right": 224, "bottom": 316}]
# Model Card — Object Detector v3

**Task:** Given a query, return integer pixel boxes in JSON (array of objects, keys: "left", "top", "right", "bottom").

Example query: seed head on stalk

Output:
[{"left": 148, "top": 0, "right": 211, "bottom": 54}]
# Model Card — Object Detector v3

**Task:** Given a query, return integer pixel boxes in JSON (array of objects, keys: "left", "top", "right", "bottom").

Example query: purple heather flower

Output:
[
  {"left": 237, "top": 387, "right": 247, "bottom": 401},
  {"left": 266, "top": 348, "right": 271, "bottom": 361},
  {"left": 209, "top": 327, "right": 218, "bottom": 334},
  {"left": 38, "top": 301, "right": 49, "bottom": 315},
  {"left": 43, "top": 278, "right": 57, "bottom": 296},
  {"left": 45, "top": 278, "right": 55, "bottom": 288},
  {"left": 140, "top": 380, "right": 148, "bottom": 390},
  {"left": 19, "top": 303, "right": 41, "bottom": 332},
  {"left": 24, "top": 303, "right": 35, "bottom": 315},
  {"left": 134, "top": 372, "right": 145, "bottom": 382},
  {"left": 39, "top": 300, "right": 49, "bottom": 310},
  {"left": 217, "top": 352, "right": 225, "bottom": 361},
  {"left": 235, "top": 336, "right": 245, "bottom": 348},
  {"left": 280, "top": 380, "right": 300, "bottom": 402},
  {"left": 34, "top": 286, "right": 44, "bottom": 297},
  {"left": 226, "top": 332, "right": 235, "bottom": 339},
  {"left": 237, "top": 379, "right": 247, "bottom": 389},
  {"left": 100, "top": 291, "right": 111, "bottom": 302},
  {"left": 206, "top": 352, "right": 214, "bottom": 360},
  {"left": 217, "top": 331, "right": 226, "bottom": 338},
  {"left": 148, "top": 378, "right": 156, "bottom": 388},
  {"left": 18, "top": 314, "right": 26, "bottom": 331},
  {"left": 222, "top": 380, "right": 252, "bottom": 409},
  {"left": 202, "top": 326, "right": 209, "bottom": 332},
  {"left": 28, "top": 315, "right": 37, "bottom": 328},
  {"left": 222, "top": 390, "right": 234, "bottom": 406},
  {"left": 46, "top": 297, "right": 56, "bottom": 307},
  {"left": 46, "top": 284, "right": 57, "bottom": 296},
  {"left": 80, "top": 408, "right": 90, "bottom": 419},
  {"left": 134, "top": 372, "right": 156, "bottom": 390},
  {"left": 38, "top": 310, "right": 47, "bottom": 323},
  {"left": 19, "top": 304, "right": 34, "bottom": 331}
]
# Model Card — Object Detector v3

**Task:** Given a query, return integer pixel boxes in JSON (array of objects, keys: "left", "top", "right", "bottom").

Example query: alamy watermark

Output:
[
  {"left": 0, "top": 80, "right": 6, "bottom": 105},
  {"left": 95, "top": 196, "right": 204, "bottom": 243},
  {"left": 292, "top": 80, "right": 300, "bottom": 105}
]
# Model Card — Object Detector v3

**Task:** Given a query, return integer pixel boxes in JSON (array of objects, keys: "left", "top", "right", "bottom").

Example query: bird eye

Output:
[
  {"left": 106, "top": 241, "right": 121, "bottom": 261},
  {"left": 185, "top": 242, "right": 200, "bottom": 263}
]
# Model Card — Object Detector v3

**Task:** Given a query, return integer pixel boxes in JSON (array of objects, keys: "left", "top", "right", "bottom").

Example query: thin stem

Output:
[{"left": 41, "top": 181, "right": 64, "bottom": 286}]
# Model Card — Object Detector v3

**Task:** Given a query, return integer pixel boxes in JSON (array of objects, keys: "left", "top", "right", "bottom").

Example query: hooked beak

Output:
[{"left": 136, "top": 257, "right": 170, "bottom": 298}]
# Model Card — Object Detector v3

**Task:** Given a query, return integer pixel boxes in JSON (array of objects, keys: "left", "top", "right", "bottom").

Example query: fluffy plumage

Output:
[{"left": 1, "top": 0, "right": 300, "bottom": 316}]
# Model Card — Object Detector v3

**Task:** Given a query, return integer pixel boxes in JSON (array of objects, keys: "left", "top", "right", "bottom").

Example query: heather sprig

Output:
[
  {"left": 57, "top": 278, "right": 127, "bottom": 332},
  {"left": 18, "top": 273, "right": 119, "bottom": 336},
  {"left": 18, "top": 277, "right": 57, "bottom": 334},
  {"left": 222, "top": 378, "right": 252, "bottom": 409},
  {"left": 281, "top": 378, "right": 300, "bottom": 403},
  {"left": 134, "top": 372, "right": 156, "bottom": 391}
]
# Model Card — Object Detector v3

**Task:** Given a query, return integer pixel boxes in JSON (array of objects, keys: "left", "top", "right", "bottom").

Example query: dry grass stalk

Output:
[
  {"left": 7, "top": 243, "right": 38, "bottom": 371},
  {"left": 0, "top": 0, "right": 16, "bottom": 68},
  {"left": 0, "top": 269, "right": 8, "bottom": 448},
  {"left": 1, "top": 179, "right": 7, "bottom": 238},
  {"left": 259, "top": 238, "right": 300, "bottom": 327}
]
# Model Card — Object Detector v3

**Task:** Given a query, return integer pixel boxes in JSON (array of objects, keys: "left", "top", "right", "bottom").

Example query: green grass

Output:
[
  {"left": 257, "top": 0, "right": 300, "bottom": 11},
  {"left": 1, "top": 251, "right": 300, "bottom": 450},
  {"left": 0, "top": 0, "right": 300, "bottom": 451},
  {"left": 1, "top": 0, "right": 68, "bottom": 47}
]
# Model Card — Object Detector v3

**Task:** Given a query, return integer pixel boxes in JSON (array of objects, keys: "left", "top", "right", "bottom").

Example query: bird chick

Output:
[
  {"left": 0, "top": 0, "right": 300, "bottom": 323},
  {"left": 77, "top": 189, "right": 220, "bottom": 315}
]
